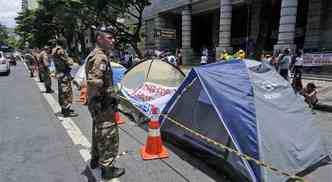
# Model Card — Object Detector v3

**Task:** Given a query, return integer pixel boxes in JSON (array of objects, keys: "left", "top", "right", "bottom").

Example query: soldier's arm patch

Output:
[{"left": 99, "top": 63, "right": 107, "bottom": 71}]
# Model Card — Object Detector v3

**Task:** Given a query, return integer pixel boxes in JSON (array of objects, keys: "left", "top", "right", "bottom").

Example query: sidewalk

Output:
[
  {"left": 302, "top": 79, "right": 332, "bottom": 112},
  {"left": 49, "top": 78, "right": 224, "bottom": 182}
]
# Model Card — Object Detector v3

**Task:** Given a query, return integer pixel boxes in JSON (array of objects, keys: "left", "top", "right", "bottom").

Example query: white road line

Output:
[{"left": 29, "top": 68, "right": 120, "bottom": 182}]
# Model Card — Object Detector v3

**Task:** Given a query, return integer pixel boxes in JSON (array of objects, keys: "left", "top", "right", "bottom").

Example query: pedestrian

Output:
[
  {"left": 278, "top": 49, "right": 291, "bottom": 81},
  {"left": 52, "top": 38, "right": 78, "bottom": 117},
  {"left": 200, "top": 54, "right": 208, "bottom": 65},
  {"left": 122, "top": 52, "right": 132, "bottom": 68},
  {"left": 301, "top": 82, "right": 318, "bottom": 112},
  {"left": 85, "top": 26, "right": 125, "bottom": 180},
  {"left": 176, "top": 48, "right": 182, "bottom": 66},
  {"left": 291, "top": 50, "right": 304, "bottom": 92},
  {"left": 32, "top": 48, "right": 43, "bottom": 82},
  {"left": 39, "top": 46, "right": 53, "bottom": 93},
  {"left": 167, "top": 52, "right": 177, "bottom": 65},
  {"left": 24, "top": 50, "right": 37, "bottom": 77}
]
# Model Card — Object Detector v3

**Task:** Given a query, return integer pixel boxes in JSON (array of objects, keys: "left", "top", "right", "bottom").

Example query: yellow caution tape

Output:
[
  {"left": 117, "top": 95, "right": 309, "bottom": 182},
  {"left": 160, "top": 114, "right": 310, "bottom": 182}
]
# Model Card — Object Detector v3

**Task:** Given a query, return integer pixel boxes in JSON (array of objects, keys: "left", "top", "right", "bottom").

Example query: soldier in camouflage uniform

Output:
[
  {"left": 24, "top": 51, "right": 37, "bottom": 77},
  {"left": 52, "top": 38, "right": 78, "bottom": 117},
  {"left": 85, "top": 27, "right": 125, "bottom": 180},
  {"left": 39, "top": 47, "right": 53, "bottom": 93},
  {"left": 32, "top": 49, "right": 43, "bottom": 82}
]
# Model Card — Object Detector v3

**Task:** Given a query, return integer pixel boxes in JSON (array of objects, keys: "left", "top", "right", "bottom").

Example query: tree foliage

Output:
[
  {"left": 15, "top": 0, "right": 151, "bottom": 57},
  {"left": 0, "top": 24, "right": 9, "bottom": 44}
]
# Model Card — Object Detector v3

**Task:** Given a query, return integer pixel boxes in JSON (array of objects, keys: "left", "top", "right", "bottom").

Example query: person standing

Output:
[
  {"left": 24, "top": 51, "right": 37, "bottom": 77},
  {"left": 39, "top": 46, "right": 53, "bottom": 93},
  {"left": 278, "top": 49, "right": 291, "bottom": 81},
  {"left": 52, "top": 38, "right": 78, "bottom": 117},
  {"left": 176, "top": 48, "right": 182, "bottom": 66},
  {"left": 85, "top": 27, "right": 125, "bottom": 180},
  {"left": 32, "top": 48, "right": 43, "bottom": 82},
  {"left": 291, "top": 50, "right": 304, "bottom": 92}
]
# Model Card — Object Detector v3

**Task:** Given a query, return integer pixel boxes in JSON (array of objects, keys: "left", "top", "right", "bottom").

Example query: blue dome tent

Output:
[{"left": 160, "top": 60, "right": 330, "bottom": 182}]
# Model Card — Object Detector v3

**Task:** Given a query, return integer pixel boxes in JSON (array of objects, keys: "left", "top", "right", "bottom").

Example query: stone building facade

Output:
[{"left": 142, "top": 0, "right": 332, "bottom": 65}]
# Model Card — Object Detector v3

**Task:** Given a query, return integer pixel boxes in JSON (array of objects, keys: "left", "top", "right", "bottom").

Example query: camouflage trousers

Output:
[
  {"left": 26, "top": 62, "right": 36, "bottom": 77},
  {"left": 40, "top": 68, "right": 51, "bottom": 90},
  {"left": 58, "top": 76, "right": 73, "bottom": 109},
  {"left": 88, "top": 97, "right": 119, "bottom": 168}
]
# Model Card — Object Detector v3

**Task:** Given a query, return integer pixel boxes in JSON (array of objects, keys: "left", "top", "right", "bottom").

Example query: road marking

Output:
[{"left": 31, "top": 71, "right": 120, "bottom": 182}]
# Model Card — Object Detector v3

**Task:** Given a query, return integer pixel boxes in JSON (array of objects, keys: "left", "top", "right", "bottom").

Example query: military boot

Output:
[
  {"left": 62, "top": 108, "right": 78, "bottom": 117},
  {"left": 101, "top": 167, "right": 125, "bottom": 180},
  {"left": 61, "top": 108, "right": 75, "bottom": 114},
  {"left": 45, "top": 88, "right": 54, "bottom": 93}
]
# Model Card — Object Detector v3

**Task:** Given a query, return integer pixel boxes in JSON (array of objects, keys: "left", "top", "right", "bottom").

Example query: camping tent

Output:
[
  {"left": 161, "top": 60, "right": 329, "bottom": 182},
  {"left": 120, "top": 59, "right": 185, "bottom": 121},
  {"left": 73, "top": 62, "right": 126, "bottom": 90}
]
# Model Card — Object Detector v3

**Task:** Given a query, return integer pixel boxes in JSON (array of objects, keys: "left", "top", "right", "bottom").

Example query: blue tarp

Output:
[
  {"left": 161, "top": 60, "right": 329, "bottom": 182},
  {"left": 195, "top": 61, "right": 260, "bottom": 180},
  {"left": 113, "top": 67, "right": 126, "bottom": 85},
  {"left": 162, "top": 60, "right": 259, "bottom": 181}
]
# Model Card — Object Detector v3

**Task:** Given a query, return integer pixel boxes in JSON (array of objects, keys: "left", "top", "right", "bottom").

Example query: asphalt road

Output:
[
  {"left": 1, "top": 62, "right": 331, "bottom": 182},
  {"left": 1, "top": 62, "right": 220, "bottom": 182},
  {"left": 0, "top": 63, "right": 89, "bottom": 182}
]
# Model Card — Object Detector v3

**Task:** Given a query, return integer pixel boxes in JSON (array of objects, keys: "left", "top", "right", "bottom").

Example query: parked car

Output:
[
  {"left": 0, "top": 51, "right": 10, "bottom": 75},
  {"left": 4, "top": 52, "right": 16, "bottom": 65}
]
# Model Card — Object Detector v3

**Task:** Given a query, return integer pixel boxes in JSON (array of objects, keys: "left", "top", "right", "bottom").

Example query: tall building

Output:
[
  {"left": 22, "top": 0, "right": 38, "bottom": 11},
  {"left": 21, "top": 0, "right": 28, "bottom": 10},
  {"left": 142, "top": 0, "right": 332, "bottom": 65}
]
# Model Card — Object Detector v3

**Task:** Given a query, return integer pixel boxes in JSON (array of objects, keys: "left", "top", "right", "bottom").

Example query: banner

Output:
[
  {"left": 303, "top": 53, "right": 332, "bottom": 67},
  {"left": 121, "top": 82, "right": 177, "bottom": 118}
]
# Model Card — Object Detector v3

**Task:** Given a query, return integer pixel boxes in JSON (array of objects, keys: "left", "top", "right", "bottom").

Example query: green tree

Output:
[
  {"left": 15, "top": 0, "right": 151, "bottom": 57},
  {"left": 15, "top": 9, "right": 36, "bottom": 48},
  {"left": 0, "top": 24, "right": 9, "bottom": 43},
  {"left": 78, "top": 0, "right": 151, "bottom": 58}
]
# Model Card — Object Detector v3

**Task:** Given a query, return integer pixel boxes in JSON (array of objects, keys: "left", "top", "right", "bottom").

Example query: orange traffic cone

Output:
[
  {"left": 140, "top": 106, "right": 169, "bottom": 160},
  {"left": 115, "top": 111, "right": 124, "bottom": 125},
  {"left": 79, "top": 80, "right": 88, "bottom": 105}
]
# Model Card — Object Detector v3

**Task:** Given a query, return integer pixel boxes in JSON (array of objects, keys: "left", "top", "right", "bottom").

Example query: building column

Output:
[
  {"left": 304, "top": 0, "right": 322, "bottom": 50},
  {"left": 154, "top": 16, "right": 166, "bottom": 50},
  {"left": 250, "top": 0, "right": 262, "bottom": 42},
  {"left": 274, "top": 0, "right": 298, "bottom": 53},
  {"left": 181, "top": 5, "right": 194, "bottom": 65},
  {"left": 216, "top": 0, "right": 232, "bottom": 58}
]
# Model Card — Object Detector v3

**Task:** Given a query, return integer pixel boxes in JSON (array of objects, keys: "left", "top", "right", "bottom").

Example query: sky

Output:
[{"left": 0, "top": 0, "right": 21, "bottom": 28}]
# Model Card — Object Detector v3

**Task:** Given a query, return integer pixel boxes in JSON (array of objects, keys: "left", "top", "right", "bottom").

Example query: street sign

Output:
[{"left": 154, "top": 28, "right": 176, "bottom": 40}]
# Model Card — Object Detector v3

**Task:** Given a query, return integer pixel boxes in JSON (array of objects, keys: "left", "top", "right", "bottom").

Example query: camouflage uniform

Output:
[
  {"left": 52, "top": 45, "right": 74, "bottom": 111},
  {"left": 39, "top": 50, "right": 52, "bottom": 91},
  {"left": 32, "top": 51, "right": 43, "bottom": 82},
  {"left": 24, "top": 53, "right": 37, "bottom": 77},
  {"left": 85, "top": 46, "right": 119, "bottom": 168}
]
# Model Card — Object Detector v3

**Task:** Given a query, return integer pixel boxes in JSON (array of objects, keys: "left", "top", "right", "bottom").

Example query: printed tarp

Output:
[
  {"left": 121, "top": 82, "right": 177, "bottom": 116},
  {"left": 120, "top": 59, "right": 185, "bottom": 118}
]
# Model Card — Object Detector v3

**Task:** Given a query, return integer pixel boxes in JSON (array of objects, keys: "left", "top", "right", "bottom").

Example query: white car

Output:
[{"left": 0, "top": 51, "right": 10, "bottom": 75}]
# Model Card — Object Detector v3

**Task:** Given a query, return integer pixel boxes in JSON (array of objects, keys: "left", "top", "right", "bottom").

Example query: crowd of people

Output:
[{"left": 261, "top": 48, "right": 318, "bottom": 110}]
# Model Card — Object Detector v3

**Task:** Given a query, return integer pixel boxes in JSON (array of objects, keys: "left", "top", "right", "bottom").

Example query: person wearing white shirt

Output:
[
  {"left": 291, "top": 51, "right": 304, "bottom": 92},
  {"left": 200, "top": 55, "right": 208, "bottom": 65}
]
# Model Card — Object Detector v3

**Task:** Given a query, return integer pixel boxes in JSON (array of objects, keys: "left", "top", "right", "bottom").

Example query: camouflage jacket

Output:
[
  {"left": 52, "top": 46, "right": 73, "bottom": 73},
  {"left": 85, "top": 46, "right": 114, "bottom": 99},
  {"left": 38, "top": 51, "right": 49, "bottom": 68},
  {"left": 24, "top": 53, "right": 36, "bottom": 65}
]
